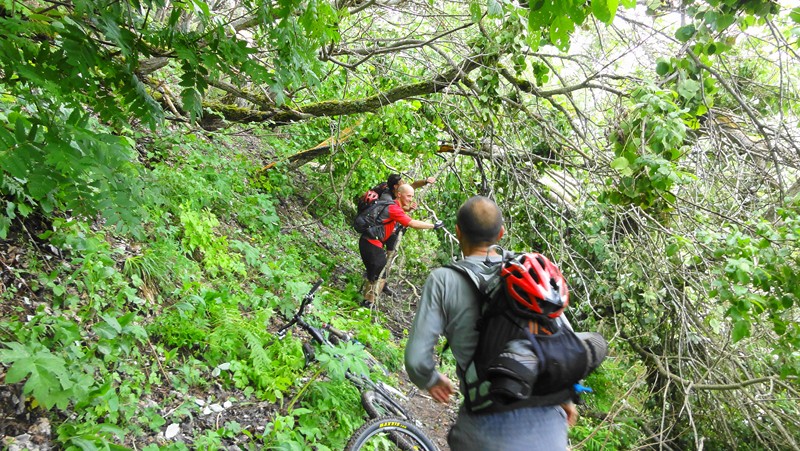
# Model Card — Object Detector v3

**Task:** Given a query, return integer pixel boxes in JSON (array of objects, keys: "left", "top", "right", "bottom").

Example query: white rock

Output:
[
  {"left": 165, "top": 423, "right": 181, "bottom": 439},
  {"left": 223, "top": 400, "right": 232, "bottom": 409},
  {"left": 209, "top": 403, "right": 224, "bottom": 412}
]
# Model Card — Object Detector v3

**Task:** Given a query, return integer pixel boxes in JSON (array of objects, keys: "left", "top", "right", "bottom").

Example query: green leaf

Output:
[
  {"left": 0, "top": 126, "right": 15, "bottom": 149},
  {"left": 791, "top": 8, "right": 800, "bottom": 24},
  {"left": 14, "top": 117, "right": 28, "bottom": 144},
  {"left": 1, "top": 342, "right": 72, "bottom": 409},
  {"left": 0, "top": 216, "right": 9, "bottom": 239},
  {"left": 3, "top": 148, "right": 29, "bottom": 179},
  {"left": 677, "top": 79, "right": 701, "bottom": 100},
  {"left": 655, "top": 59, "right": 671, "bottom": 76},
  {"left": 94, "top": 317, "right": 122, "bottom": 339},
  {"left": 68, "top": 438, "right": 99, "bottom": 450},
  {"left": 550, "top": 15, "right": 575, "bottom": 51},
  {"left": 181, "top": 87, "right": 203, "bottom": 123},
  {"left": 675, "top": 24, "right": 696, "bottom": 43},
  {"left": 26, "top": 172, "right": 58, "bottom": 200},
  {"left": 732, "top": 320, "right": 750, "bottom": 342},
  {"left": 591, "top": 0, "right": 619, "bottom": 24},
  {"left": 666, "top": 243, "right": 679, "bottom": 257},
  {"left": 487, "top": 0, "right": 503, "bottom": 18},
  {"left": 611, "top": 157, "right": 629, "bottom": 171},
  {"left": 469, "top": 0, "right": 482, "bottom": 23},
  {"left": 190, "top": 0, "right": 211, "bottom": 18},
  {"left": 714, "top": 14, "right": 736, "bottom": 31}
]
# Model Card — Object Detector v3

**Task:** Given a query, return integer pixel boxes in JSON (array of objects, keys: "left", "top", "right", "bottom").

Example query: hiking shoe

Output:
[
  {"left": 382, "top": 285, "right": 397, "bottom": 297},
  {"left": 360, "top": 299, "right": 374, "bottom": 309}
]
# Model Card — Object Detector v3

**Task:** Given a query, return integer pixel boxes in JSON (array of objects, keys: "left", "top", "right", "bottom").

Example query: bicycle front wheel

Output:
[{"left": 346, "top": 417, "right": 438, "bottom": 451}]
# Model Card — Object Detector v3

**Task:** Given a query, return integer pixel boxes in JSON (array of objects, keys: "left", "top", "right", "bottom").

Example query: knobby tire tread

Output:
[{"left": 345, "top": 416, "right": 438, "bottom": 451}]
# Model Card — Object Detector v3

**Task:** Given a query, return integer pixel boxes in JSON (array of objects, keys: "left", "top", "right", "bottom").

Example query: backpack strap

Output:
[
  {"left": 445, "top": 259, "right": 504, "bottom": 299},
  {"left": 443, "top": 260, "right": 489, "bottom": 371}
]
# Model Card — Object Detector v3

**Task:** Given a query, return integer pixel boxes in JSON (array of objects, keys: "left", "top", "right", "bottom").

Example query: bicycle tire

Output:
[
  {"left": 361, "top": 389, "right": 409, "bottom": 419},
  {"left": 345, "top": 416, "right": 438, "bottom": 451}
]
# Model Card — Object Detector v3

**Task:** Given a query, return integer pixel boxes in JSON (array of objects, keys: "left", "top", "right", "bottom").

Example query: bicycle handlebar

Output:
[
  {"left": 299, "top": 279, "right": 324, "bottom": 311},
  {"left": 309, "top": 279, "right": 323, "bottom": 296},
  {"left": 277, "top": 279, "right": 324, "bottom": 336}
]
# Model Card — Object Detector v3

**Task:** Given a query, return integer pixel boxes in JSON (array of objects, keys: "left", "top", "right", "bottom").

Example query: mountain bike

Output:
[{"left": 276, "top": 280, "right": 438, "bottom": 449}]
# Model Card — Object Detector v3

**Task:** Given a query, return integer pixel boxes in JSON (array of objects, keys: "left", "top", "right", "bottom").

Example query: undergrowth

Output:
[{"left": 0, "top": 129, "right": 407, "bottom": 450}]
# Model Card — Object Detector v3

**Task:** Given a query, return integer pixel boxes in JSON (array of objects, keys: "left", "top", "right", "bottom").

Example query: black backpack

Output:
[
  {"left": 447, "top": 254, "right": 596, "bottom": 414},
  {"left": 353, "top": 199, "right": 394, "bottom": 240}
]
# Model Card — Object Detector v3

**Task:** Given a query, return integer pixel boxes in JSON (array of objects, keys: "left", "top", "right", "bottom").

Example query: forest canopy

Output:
[{"left": 1, "top": 0, "right": 800, "bottom": 449}]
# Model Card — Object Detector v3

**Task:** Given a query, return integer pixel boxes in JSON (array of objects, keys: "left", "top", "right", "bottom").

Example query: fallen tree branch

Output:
[{"left": 630, "top": 340, "right": 797, "bottom": 391}]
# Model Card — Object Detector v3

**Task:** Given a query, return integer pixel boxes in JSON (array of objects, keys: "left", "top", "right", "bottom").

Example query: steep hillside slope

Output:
[{"left": 0, "top": 141, "right": 455, "bottom": 449}]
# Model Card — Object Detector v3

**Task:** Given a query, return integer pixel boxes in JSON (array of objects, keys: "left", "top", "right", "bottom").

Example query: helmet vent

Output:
[{"left": 528, "top": 267, "right": 541, "bottom": 284}]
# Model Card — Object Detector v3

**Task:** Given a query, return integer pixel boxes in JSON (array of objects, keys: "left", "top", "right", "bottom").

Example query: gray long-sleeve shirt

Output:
[{"left": 404, "top": 256, "right": 500, "bottom": 391}]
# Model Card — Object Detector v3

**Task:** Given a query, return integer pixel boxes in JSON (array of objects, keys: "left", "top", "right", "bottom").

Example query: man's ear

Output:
[
  {"left": 455, "top": 225, "right": 462, "bottom": 240},
  {"left": 497, "top": 226, "right": 505, "bottom": 240}
]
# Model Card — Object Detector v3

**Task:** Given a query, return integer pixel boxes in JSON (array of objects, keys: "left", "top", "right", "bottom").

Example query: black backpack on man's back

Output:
[
  {"left": 447, "top": 252, "right": 606, "bottom": 414},
  {"left": 353, "top": 182, "right": 396, "bottom": 240},
  {"left": 353, "top": 198, "right": 394, "bottom": 240}
]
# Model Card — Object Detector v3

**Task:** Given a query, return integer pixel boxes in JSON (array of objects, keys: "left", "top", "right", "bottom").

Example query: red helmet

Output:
[
  {"left": 362, "top": 190, "right": 379, "bottom": 204},
  {"left": 500, "top": 253, "right": 568, "bottom": 319}
]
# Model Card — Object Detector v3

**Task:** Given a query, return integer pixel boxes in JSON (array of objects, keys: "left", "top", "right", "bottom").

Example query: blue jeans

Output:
[{"left": 447, "top": 404, "right": 568, "bottom": 451}]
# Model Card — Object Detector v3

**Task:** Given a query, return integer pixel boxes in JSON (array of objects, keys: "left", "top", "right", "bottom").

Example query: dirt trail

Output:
[{"left": 371, "top": 291, "right": 458, "bottom": 450}]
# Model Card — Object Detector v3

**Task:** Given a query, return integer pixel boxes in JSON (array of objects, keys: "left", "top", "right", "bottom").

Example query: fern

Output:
[{"left": 205, "top": 301, "right": 306, "bottom": 399}]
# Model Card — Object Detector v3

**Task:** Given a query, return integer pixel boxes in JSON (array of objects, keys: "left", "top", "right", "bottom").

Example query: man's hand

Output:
[
  {"left": 425, "top": 176, "right": 436, "bottom": 185},
  {"left": 561, "top": 402, "right": 578, "bottom": 426},
  {"left": 428, "top": 375, "right": 455, "bottom": 404}
]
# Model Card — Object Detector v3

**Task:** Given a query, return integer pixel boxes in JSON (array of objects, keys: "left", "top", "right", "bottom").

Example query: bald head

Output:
[
  {"left": 397, "top": 183, "right": 414, "bottom": 196},
  {"left": 456, "top": 196, "right": 504, "bottom": 246},
  {"left": 395, "top": 183, "right": 416, "bottom": 210}
]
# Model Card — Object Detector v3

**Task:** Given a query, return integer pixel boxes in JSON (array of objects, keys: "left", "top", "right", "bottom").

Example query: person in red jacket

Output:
[
  {"left": 360, "top": 183, "right": 443, "bottom": 307},
  {"left": 381, "top": 174, "right": 436, "bottom": 296}
]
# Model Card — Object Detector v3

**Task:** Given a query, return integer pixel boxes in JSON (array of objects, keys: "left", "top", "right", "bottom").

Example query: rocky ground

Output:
[{"left": 0, "top": 201, "right": 457, "bottom": 450}]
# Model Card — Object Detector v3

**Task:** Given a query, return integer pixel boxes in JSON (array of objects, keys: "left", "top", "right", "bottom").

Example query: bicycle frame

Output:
[{"left": 276, "top": 279, "right": 410, "bottom": 418}]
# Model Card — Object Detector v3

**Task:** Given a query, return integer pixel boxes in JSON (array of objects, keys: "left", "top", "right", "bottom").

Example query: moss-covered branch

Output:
[{"left": 204, "top": 55, "right": 485, "bottom": 126}]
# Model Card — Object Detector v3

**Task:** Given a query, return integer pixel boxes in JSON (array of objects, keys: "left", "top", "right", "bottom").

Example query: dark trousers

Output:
[{"left": 359, "top": 236, "right": 387, "bottom": 281}]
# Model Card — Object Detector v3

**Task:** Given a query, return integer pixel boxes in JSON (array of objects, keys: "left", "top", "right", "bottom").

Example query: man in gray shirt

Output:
[{"left": 404, "top": 195, "right": 577, "bottom": 450}]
